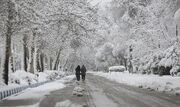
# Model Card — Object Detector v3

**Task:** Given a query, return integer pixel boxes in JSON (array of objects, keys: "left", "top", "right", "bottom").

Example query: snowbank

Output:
[
  {"left": 9, "top": 70, "right": 37, "bottom": 85},
  {"left": 8, "top": 70, "right": 66, "bottom": 86},
  {"left": 17, "top": 103, "right": 39, "bottom": 107},
  {"left": 7, "top": 75, "right": 75, "bottom": 100},
  {"left": 0, "top": 70, "right": 66, "bottom": 91},
  {"left": 92, "top": 72, "right": 180, "bottom": 95},
  {"left": 37, "top": 70, "right": 65, "bottom": 82}
]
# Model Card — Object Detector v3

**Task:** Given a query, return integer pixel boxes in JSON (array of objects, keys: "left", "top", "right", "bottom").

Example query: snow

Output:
[
  {"left": 170, "top": 66, "right": 180, "bottom": 76},
  {"left": 158, "top": 46, "right": 177, "bottom": 67},
  {"left": 92, "top": 72, "right": 180, "bottom": 94},
  {"left": 73, "top": 86, "right": 85, "bottom": 96},
  {"left": 15, "top": 103, "right": 39, "bottom": 107},
  {"left": 6, "top": 75, "right": 75, "bottom": 100},
  {"left": 0, "top": 70, "right": 66, "bottom": 90},
  {"left": 73, "top": 86, "right": 85, "bottom": 92},
  {"left": 137, "top": 46, "right": 180, "bottom": 74},
  {"left": 55, "top": 100, "right": 82, "bottom": 107},
  {"left": 37, "top": 70, "right": 65, "bottom": 82},
  {"left": 9, "top": 70, "right": 37, "bottom": 85},
  {"left": 109, "top": 66, "right": 125, "bottom": 72},
  {"left": 37, "top": 72, "right": 49, "bottom": 82}
]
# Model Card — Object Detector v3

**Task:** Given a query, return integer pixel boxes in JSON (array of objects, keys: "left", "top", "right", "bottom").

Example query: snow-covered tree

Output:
[{"left": 0, "top": 0, "right": 98, "bottom": 85}]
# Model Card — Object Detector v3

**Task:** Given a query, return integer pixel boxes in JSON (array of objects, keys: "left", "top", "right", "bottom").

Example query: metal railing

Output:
[{"left": 0, "top": 73, "right": 69, "bottom": 101}]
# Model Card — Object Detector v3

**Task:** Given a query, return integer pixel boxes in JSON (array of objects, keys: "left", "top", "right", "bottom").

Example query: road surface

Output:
[{"left": 0, "top": 74, "right": 180, "bottom": 107}]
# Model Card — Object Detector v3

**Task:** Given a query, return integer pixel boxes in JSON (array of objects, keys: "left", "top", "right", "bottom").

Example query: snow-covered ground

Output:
[
  {"left": 6, "top": 75, "right": 75, "bottom": 100},
  {"left": 0, "top": 70, "right": 66, "bottom": 91},
  {"left": 92, "top": 72, "right": 180, "bottom": 95},
  {"left": 14, "top": 103, "right": 40, "bottom": 107}
]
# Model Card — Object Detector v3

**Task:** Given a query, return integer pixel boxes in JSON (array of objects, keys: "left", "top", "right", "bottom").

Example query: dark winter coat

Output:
[
  {"left": 75, "top": 65, "right": 81, "bottom": 75},
  {"left": 81, "top": 65, "right": 86, "bottom": 75}
]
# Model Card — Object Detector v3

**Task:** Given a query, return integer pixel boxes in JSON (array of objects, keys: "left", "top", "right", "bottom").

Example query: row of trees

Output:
[
  {"left": 1, "top": 0, "right": 179, "bottom": 86},
  {"left": 0, "top": 0, "right": 98, "bottom": 85},
  {"left": 94, "top": 0, "right": 180, "bottom": 75}
]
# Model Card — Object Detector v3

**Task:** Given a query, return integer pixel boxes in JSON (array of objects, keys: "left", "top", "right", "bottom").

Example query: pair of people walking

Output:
[{"left": 75, "top": 65, "right": 86, "bottom": 81}]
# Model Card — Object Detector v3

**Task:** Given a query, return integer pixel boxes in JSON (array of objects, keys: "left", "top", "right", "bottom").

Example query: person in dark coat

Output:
[
  {"left": 75, "top": 65, "right": 81, "bottom": 81},
  {"left": 81, "top": 65, "right": 87, "bottom": 81}
]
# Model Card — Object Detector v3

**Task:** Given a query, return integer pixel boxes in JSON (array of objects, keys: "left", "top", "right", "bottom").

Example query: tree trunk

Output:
[
  {"left": 10, "top": 55, "right": 14, "bottom": 73},
  {"left": 33, "top": 46, "right": 37, "bottom": 73},
  {"left": 128, "top": 61, "right": 133, "bottom": 73},
  {"left": 56, "top": 60, "right": 60, "bottom": 70},
  {"left": 50, "top": 57, "right": 53, "bottom": 70},
  {"left": 29, "top": 46, "right": 34, "bottom": 73},
  {"left": 70, "top": 64, "right": 74, "bottom": 72},
  {"left": 44, "top": 54, "right": 48, "bottom": 70},
  {"left": 128, "top": 46, "right": 133, "bottom": 73},
  {"left": 176, "top": 25, "right": 178, "bottom": 42},
  {"left": 36, "top": 50, "right": 41, "bottom": 72},
  {"left": 10, "top": 42, "right": 15, "bottom": 73},
  {"left": 123, "top": 58, "right": 127, "bottom": 70},
  {"left": 40, "top": 53, "right": 44, "bottom": 72},
  {"left": 176, "top": 25, "right": 180, "bottom": 65},
  {"left": 23, "top": 34, "right": 28, "bottom": 72},
  {"left": 29, "top": 30, "right": 36, "bottom": 74},
  {"left": 3, "top": 0, "right": 14, "bottom": 85},
  {"left": 53, "top": 49, "right": 62, "bottom": 70},
  {"left": 63, "top": 58, "right": 69, "bottom": 71}
]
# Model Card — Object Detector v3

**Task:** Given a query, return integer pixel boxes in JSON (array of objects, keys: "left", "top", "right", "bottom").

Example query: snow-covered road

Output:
[
  {"left": 87, "top": 74, "right": 180, "bottom": 107},
  {"left": 1, "top": 74, "right": 180, "bottom": 107}
]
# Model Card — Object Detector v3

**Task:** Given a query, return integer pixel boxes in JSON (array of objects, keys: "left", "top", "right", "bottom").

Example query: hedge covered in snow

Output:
[{"left": 136, "top": 46, "right": 180, "bottom": 76}]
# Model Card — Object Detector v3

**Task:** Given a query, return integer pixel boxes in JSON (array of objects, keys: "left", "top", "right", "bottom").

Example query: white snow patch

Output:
[
  {"left": 92, "top": 72, "right": 180, "bottom": 94},
  {"left": 73, "top": 86, "right": 85, "bottom": 92},
  {"left": 37, "top": 72, "right": 49, "bottom": 82},
  {"left": 6, "top": 75, "right": 75, "bottom": 100},
  {"left": 0, "top": 70, "right": 66, "bottom": 91},
  {"left": 15, "top": 103, "right": 39, "bottom": 107},
  {"left": 72, "top": 86, "right": 85, "bottom": 96},
  {"left": 55, "top": 100, "right": 82, "bottom": 107},
  {"left": 9, "top": 70, "right": 37, "bottom": 85}
]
